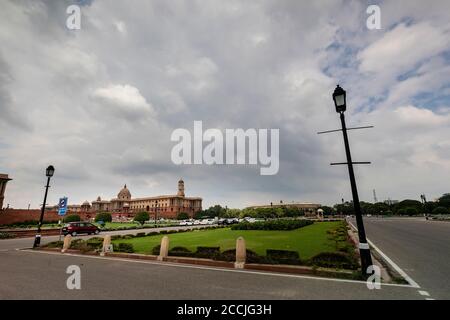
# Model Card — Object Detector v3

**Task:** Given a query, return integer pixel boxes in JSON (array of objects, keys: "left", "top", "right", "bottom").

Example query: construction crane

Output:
[{"left": 373, "top": 189, "right": 378, "bottom": 203}]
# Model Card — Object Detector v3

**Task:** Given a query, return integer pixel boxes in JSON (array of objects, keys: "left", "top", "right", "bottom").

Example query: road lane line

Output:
[
  {"left": 347, "top": 220, "right": 421, "bottom": 289},
  {"left": 19, "top": 248, "right": 417, "bottom": 289},
  {"left": 418, "top": 291, "right": 430, "bottom": 296}
]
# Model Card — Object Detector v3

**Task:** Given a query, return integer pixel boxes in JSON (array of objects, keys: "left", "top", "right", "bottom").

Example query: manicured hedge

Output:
[
  {"left": 266, "top": 249, "right": 301, "bottom": 265},
  {"left": 231, "top": 219, "right": 313, "bottom": 231},
  {"left": 114, "top": 243, "right": 134, "bottom": 253},
  {"left": 310, "top": 252, "right": 358, "bottom": 270},
  {"left": 169, "top": 246, "right": 194, "bottom": 257},
  {"left": 64, "top": 214, "right": 81, "bottom": 223},
  {"left": 195, "top": 246, "right": 221, "bottom": 259}
]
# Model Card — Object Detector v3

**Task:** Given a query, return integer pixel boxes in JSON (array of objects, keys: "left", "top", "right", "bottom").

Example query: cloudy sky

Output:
[{"left": 1, "top": 0, "right": 450, "bottom": 209}]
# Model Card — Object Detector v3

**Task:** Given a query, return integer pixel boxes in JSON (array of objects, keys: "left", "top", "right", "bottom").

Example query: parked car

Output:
[
  {"left": 218, "top": 218, "right": 239, "bottom": 225},
  {"left": 62, "top": 222, "right": 100, "bottom": 236},
  {"left": 179, "top": 220, "right": 194, "bottom": 226}
]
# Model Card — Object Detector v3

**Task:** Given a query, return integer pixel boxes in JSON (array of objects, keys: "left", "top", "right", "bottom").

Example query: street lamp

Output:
[
  {"left": 33, "top": 165, "right": 55, "bottom": 248},
  {"left": 332, "top": 85, "right": 373, "bottom": 276}
]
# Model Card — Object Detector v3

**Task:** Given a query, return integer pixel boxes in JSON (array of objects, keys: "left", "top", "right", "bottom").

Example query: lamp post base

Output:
[
  {"left": 359, "top": 247, "right": 373, "bottom": 276},
  {"left": 33, "top": 234, "right": 41, "bottom": 248}
]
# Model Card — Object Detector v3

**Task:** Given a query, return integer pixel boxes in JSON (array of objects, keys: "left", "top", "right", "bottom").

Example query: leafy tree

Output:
[
  {"left": 438, "top": 194, "right": 450, "bottom": 208},
  {"left": 134, "top": 211, "right": 150, "bottom": 225},
  {"left": 432, "top": 207, "right": 449, "bottom": 215},
  {"left": 394, "top": 200, "right": 423, "bottom": 214},
  {"left": 372, "top": 202, "right": 390, "bottom": 215},
  {"left": 334, "top": 202, "right": 355, "bottom": 215},
  {"left": 405, "top": 207, "right": 419, "bottom": 216},
  {"left": 95, "top": 212, "right": 112, "bottom": 223},
  {"left": 176, "top": 212, "right": 189, "bottom": 220},
  {"left": 64, "top": 214, "right": 81, "bottom": 223},
  {"left": 319, "top": 206, "right": 335, "bottom": 216}
]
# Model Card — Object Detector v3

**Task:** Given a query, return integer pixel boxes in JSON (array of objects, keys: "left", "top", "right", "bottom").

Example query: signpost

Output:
[{"left": 58, "top": 197, "right": 68, "bottom": 241}]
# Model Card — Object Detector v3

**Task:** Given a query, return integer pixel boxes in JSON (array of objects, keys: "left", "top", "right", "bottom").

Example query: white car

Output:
[{"left": 193, "top": 220, "right": 201, "bottom": 225}]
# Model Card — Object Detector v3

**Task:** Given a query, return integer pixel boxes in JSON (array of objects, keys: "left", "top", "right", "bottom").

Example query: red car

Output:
[{"left": 62, "top": 222, "right": 100, "bottom": 236}]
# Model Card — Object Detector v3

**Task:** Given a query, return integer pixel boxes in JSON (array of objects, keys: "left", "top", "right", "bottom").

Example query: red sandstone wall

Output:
[
  {"left": 0, "top": 209, "right": 95, "bottom": 225},
  {"left": 0, "top": 207, "right": 202, "bottom": 225}
]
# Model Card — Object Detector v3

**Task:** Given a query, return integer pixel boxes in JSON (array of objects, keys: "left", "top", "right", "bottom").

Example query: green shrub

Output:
[
  {"left": 195, "top": 246, "right": 221, "bottom": 259},
  {"left": 135, "top": 232, "right": 146, "bottom": 237},
  {"left": 64, "top": 214, "right": 81, "bottom": 223},
  {"left": 86, "top": 237, "right": 104, "bottom": 250},
  {"left": 218, "top": 249, "right": 265, "bottom": 263},
  {"left": 152, "top": 245, "right": 161, "bottom": 255},
  {"left": 231, "top": 219, "right": 313, "bottom": 231},
  {"left": 169, "top": 246, "right": 194, "bottom": 257},
  {"left": 146, "top": 231, "right": 159, "bottom": 237},
  {"left": 95, "top": 212, "right": 112, "bottom": 223},
  {"left": 177, "top": 212, "right": 189, "bottom": 220},
  {"left": 266, "top": 249, "right": 301, "bottom": 265},
  {"left": 114, "top": 243, "right": 134, "bottom": 253},
  {"left": 134, "top": 212, "right": 150, "bottom": 225},
  {"left": 310, "top": 252, "right": 358, "bottom": 270}
]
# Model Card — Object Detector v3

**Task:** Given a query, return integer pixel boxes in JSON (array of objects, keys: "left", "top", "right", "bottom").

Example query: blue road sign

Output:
[{"left": 58, "top": 197, "right": 68, "bottom": 216}]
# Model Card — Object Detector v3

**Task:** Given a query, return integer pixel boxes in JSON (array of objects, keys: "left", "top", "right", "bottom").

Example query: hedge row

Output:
[
  {"left": 151, "top": 245, "right": 358, "bottom": 270},
  {"left": 231, "top": 219, "right": 314, "bottom": 231}
]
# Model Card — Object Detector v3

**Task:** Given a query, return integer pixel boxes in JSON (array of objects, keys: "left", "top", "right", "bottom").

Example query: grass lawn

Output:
[{"left": 112, "top": 221, "right": 341, "bottom": 259}]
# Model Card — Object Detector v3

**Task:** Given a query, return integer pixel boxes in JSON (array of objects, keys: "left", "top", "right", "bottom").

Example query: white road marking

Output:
[
  {"left": 419, "top": 290, "right": 430, "bottom": 296},
  {"left": 425, "top": 298, "right": 435, "bottom": 300},
  {"left": 20, "top": 248, "right": 417, "bottom": 289},
  {"left": 347, "top": 220, "right": 421, "bottom": 288}
]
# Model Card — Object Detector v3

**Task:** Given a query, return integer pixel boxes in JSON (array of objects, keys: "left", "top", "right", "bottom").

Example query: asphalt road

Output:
[
  {"left": 0, "top": 221, "right": 428, "bottom": 300},
  {"left": 0, "top": 249, "right": 420, "bottom": 300},
  {"left": 352, "top": 217, "right": 450, "bottom": 300}
]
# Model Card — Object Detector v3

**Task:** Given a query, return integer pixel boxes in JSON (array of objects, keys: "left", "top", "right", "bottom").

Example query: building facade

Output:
[
  {"left": 0, "top": 174, "right": 12, "bottom": 210},
  {"left": 50, "top": 179, "right": 202, "bottom": 219}
]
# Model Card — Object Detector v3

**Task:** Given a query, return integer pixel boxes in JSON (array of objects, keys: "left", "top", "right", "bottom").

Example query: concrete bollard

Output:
[
  {"left": 158, "top": 236, "right": 169, "bottom": 261},
  {"left": 61, "top": 234, "right": 72, "bottom": 253},
  {"left": 101, "top": 235, "right": 111, "bottom": 256},
  {"left": 235, "top": 237, "right": 246, "bottom": 269}
]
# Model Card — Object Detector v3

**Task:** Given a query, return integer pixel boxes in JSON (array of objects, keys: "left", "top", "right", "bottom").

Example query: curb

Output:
[{"left": 35, "top": 247, "right": 359, "bottom": 280}]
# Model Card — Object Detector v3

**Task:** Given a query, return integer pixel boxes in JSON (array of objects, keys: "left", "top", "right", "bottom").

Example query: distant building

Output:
[
  {"left": 247, "top": 202, "right": 321, "bottom": 216},
  {"left": 0, "top": 174, "right": 12, "bottom": 210},
  {"left": 48, "top": 179, "right": 202, "bottom": 219}
]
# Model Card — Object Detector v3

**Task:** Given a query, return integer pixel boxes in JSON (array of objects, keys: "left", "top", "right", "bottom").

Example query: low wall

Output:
[{"left": 0, "top": 209, "right": 95, "bottom": 225}]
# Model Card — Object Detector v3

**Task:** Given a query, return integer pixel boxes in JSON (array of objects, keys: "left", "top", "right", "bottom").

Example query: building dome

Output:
[
  {"left": 118, "top": 184, "right": 131, "bottom": 200},
  {"left": 82, "top": 200, "right": 90, "bottom": 206}
]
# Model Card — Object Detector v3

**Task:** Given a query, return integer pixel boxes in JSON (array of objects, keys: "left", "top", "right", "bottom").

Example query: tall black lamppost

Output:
[
  {"left": 33, "top": 165, "right": 55, "bottom": 248},
  {"left": 332, "top": 85, "right": 373, "bottom": 274}
]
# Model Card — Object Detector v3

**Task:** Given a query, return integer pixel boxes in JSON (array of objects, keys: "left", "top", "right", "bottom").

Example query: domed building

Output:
[
  {"left": 89, "top": 180, "right": 202, "bottom": 219},
  {"left": 81, "top": 200, "right": 91, "bottom": 212}
]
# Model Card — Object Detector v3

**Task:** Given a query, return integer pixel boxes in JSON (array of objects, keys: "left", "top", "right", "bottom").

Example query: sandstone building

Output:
[{"left": 49, "top": 179, "right": 202, "bottom": 219}]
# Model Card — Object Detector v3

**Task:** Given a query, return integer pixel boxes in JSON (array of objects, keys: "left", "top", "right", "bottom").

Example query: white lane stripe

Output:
[
  {"left": 425, "top": 298, "right": 435, "bottom": 300},
  {"left": 20, "top": 249, "right": 417, "bottom": 289},
  {"left": 419, "top": 290, "right": 430, "bottom": 296},
  {"left": 347, "top": 220, "right": 421, "bottom": 289}
]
